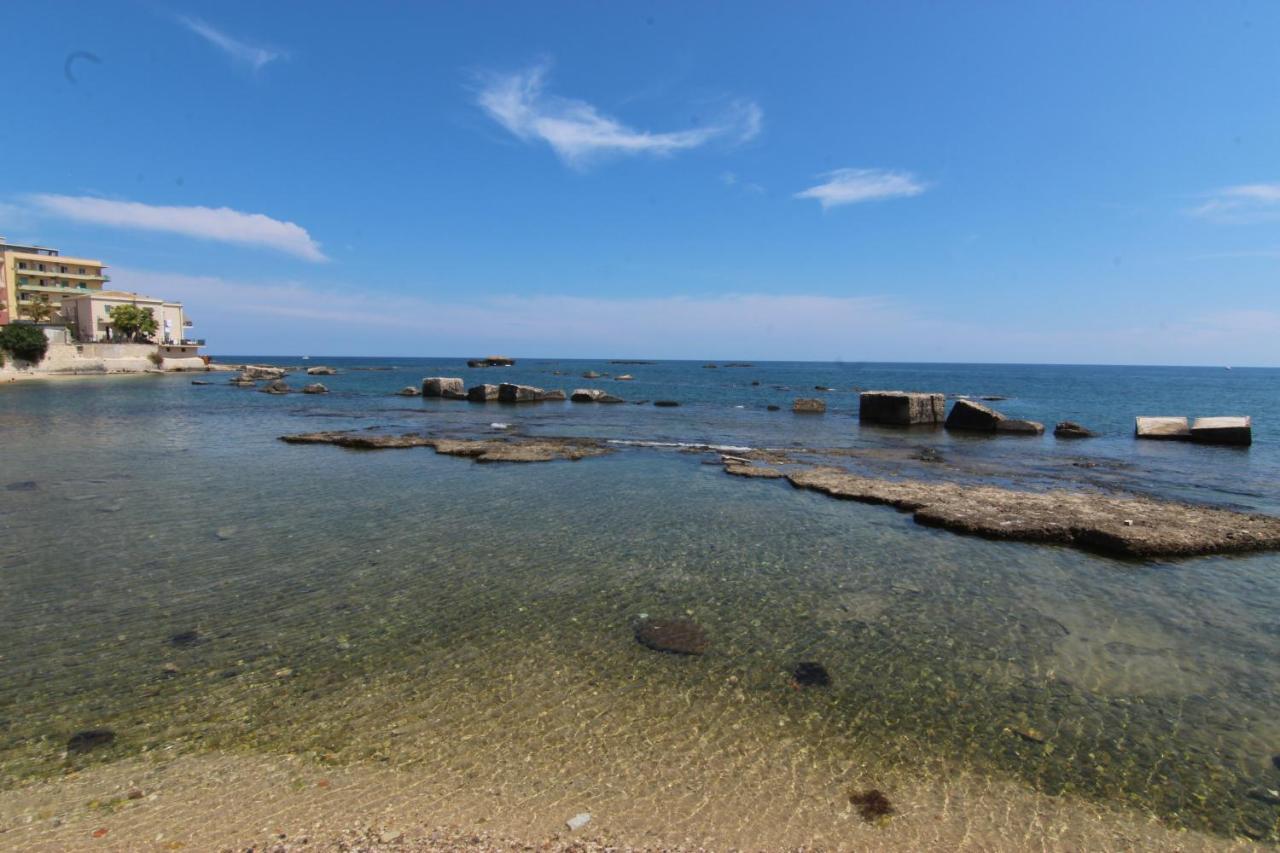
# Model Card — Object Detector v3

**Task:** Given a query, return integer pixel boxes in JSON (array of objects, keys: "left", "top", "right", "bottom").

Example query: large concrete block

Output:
[
  {"left": 792, "top": 398, "right": 826, "bottom": 414},
  {"left": 1135, "top": 416, "right": 1190, "bottom": 440},
  {"left": 1191, "top": 416, "right": 1252, "bottom": 446},
  {"left": 859, "top": 391, "right": 945, "bottom": 425},
  {"left": 423, "top": 377, "right": 465, "bottom": 398},
  {"left": 466, "top": 383, "right": 499, "bottom": 402},
  {"left": 945, "top": 398, "right": 1004, "bottom": 432},
  {"left": 497, "top": 383, "right": 544, "bottom": 403}
]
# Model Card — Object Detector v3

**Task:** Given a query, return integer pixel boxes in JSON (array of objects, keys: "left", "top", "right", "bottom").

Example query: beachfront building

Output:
[{"left": 0, "top": 237, "right": 109, "bottom": 325}]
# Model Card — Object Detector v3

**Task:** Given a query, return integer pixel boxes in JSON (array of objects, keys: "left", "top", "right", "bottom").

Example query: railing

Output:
[{"left": 178, "top": 339, "right": 206, "bottom": 346}]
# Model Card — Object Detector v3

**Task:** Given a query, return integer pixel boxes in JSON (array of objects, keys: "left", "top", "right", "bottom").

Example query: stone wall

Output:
[{"left": 0, "top": 341, "right": 210, "bottom": 378}]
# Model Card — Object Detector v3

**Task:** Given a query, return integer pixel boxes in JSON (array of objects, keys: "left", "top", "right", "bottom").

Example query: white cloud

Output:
[
  {"left": 794, "top": 168, "right": 928, "bottom": 209},
  {"left": 28, "top": 195, "right": 326, "bottom": 262},
  {"left": 1190, "top": 183, "right": 1280, "bottom": 223},
  {"left": 179, "top": 16, "right": 283, "bottom": 72},
  {"left": 476, "top": 63, "right": 762, "bottom": 168}
]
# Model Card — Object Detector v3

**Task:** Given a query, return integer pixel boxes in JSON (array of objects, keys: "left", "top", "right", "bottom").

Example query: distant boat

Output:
[{"left": 302, "top": 355, "right": 311, "bottom": 360}]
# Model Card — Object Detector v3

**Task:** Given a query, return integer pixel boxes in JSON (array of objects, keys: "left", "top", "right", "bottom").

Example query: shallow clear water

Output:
[{"left": 1, "top": 359, "right": 1278, "bottom": 845}]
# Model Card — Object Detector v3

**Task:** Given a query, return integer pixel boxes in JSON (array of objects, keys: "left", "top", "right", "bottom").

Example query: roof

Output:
[{"left": 64, "top": 290, "right": 165, "bottom": 303}]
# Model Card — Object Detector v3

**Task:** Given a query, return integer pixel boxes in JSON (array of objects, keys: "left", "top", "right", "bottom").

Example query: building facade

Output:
[{"left": 0, "top": 238, "right": 109, "bottom": 325}]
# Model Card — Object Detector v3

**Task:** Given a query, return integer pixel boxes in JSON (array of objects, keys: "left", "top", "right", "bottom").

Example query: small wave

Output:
[
  {"left": 607, "top": 439, "right": 753, "bottom": 453},
  {"left": 490, "top": 422, "right": 512, "bottom": 430}
]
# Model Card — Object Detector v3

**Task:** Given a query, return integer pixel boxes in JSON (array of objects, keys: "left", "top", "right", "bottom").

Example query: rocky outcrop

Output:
[
  {"left": 1054, "top": 421, "right": 1096, "bottom": 438},
  {"left": 240, "top": 365, "right": 287, "bottom": 380},
  {"left": 634, "top": 617, "right": 709, "bottom": 655},
  {"left": 396, "top": 386, "right": 421, "bottom": 396},
  {"left": 541, "top": 389, "right": 567, "bottom": 401},
  {"left": 230, "top": 377, "right": 257, "bottom": 387},
  {"left": 467, "top": 356, "right": 515, "bottom": 367},
  {"left": 259, "top": 379, "right": 290, "bottom": 395},
  {"left": 653, "top": 400, "right": 680, "bottom": 407},
  {"left": 793, "top": 398, "right": 826, "bottom": 414},
  {"left": 302, "top": 383, "right": 328, "bottom": 394},
  {"left": 582, "top": 371, "right": 601, "bottom": 379},
  {"left": 945, "top": 399, "right": 1004, "bottom": 431},
  {"left": 467, "top": 384, "right": 500, "bottom": 402},
  {"left": 571, "top": 388, "right": 625, "bottom": 403},
  {"left": 423, "top": 377, "right": 466, "bottom": 399},
  {"left": 995, "top": 418, "right": 1044, "bottom": 435},
  {"left": 1135, "top": 416, "right": 1190, "bottom": 440},
  {"left": 759, "top": 465, "right": 1280, "bottom": 559},
  {"left": 1191, "top": 416, "right": 1252, "bottom": 446},
  {"left": 279, "top": 431, "right": 611, "bottom": 463},
  {"left": 497, "top": 383, "right": 544, "bottom": 403},
  {"left": 859, "top": 391, "right": 946, "bottom": 425},
  {"left": 305, "top": 366, "right": 337, "bottom": 376}
]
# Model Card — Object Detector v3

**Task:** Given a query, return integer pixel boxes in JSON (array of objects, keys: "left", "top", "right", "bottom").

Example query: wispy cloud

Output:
[
  {"left": 28, "top": 195, "right": 325, "bottom": 262},
  {"left": 476, "top": 62, "right": 762, "bottom": 168},
  {"left": 1189, "top": 183, "right": 1280, "bottom": 223},
  {"left": 794, "top": 168, "right": 928, "bottom": 209},
  {"left": 179, "top": 16, "right": 283, "bottom": 72}
]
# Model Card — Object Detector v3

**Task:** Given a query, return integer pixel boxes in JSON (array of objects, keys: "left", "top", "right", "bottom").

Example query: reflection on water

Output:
[{"left": 1, "top": 366, "right": 1279, "bottom": 847}]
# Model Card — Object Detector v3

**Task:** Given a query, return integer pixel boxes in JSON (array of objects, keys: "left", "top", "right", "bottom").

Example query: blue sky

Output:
[{"left": 2, "top": 1, "right": 1278, "bottom": 364}]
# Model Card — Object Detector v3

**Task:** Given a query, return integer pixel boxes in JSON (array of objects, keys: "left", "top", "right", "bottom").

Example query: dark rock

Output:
[
  {"left": 1272, "top": 754, "right": 1280, "bottom": 771},
  {"left": 792, "top": 662, "right": 831, "bottom": 687},
  {"left": 169, "top": 630, "right": 202, "bottom": 648},
  {"left": 468, "top": 356, "right": 515, "bottom": 367},
  {"left": 67, "top": 729, "right": 115, "bottom": 754},
  {"left": 259, "top": 379, "right": 290, "bottom": 395},
  {"left": 301, "top": 383, "right": 328, "bottom": 394},
  {"left": 914, "top": 447, "right": 944, "bottom": 464},
  {"left": 980, "top": 395, "right": 1007, "bottom": 401},
  {"left": 702, "top": 364, "right": 718, "bottom": 369},
  {"left": 751, "top": 380, "right": 760, "bottom": 386},
  {"left": 190, "top": 380, "right": 211, "bottom": 385},
  {"left": 848, "top": 789, "right": 894, "bottom": 822},
  {"left": 581, "top": 371, "right": 600, "bottom": 379},
  {"left": 859, "top": 391, "right": 945, "bottom": 425},
  {"left": 945, "top": 398, "right": 1004, "bottom": 431},
  {"left": 766, "top": 405, "right": 781, "bottom": 411},
  {"left": 634, "top": 617, "right": 709, "bottom": 655},
  {"left": 5, "top": 481, "right": 37, "bottom": 492},
  {"left": 653, "top": 400, "right": 680, "bottom": 407},
  {"left": 814, "top": 386, "right": 835, "bottom": 391},
  {"left": 1246, "top": 787, "right": 1280, "bottom": 806},
  {"left": 793, "top": 398, "right": 826, "bottom": 414},
  {"left": 995, "top": 418, "right": 1044, "bottom": 435},
  {"left": 1054, "top": 421, "right": 1096, "bottom": 439}
]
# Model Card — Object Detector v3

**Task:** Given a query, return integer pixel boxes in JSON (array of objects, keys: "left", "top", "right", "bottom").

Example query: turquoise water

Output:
[{"left": 1, "top": 359, "right": 1278, "bottom": 844}]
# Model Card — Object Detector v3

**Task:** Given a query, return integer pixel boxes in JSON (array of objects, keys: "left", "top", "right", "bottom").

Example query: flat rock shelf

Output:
[
  {"left": 725, "top": 462, "right": 1280, "bottom": 559},
  {"left": 279, "top": 431, "right": 611, "bottom": 463}
]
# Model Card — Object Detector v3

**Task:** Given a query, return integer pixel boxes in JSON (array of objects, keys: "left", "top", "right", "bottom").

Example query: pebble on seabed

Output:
[{"left": 792, "top": 662, "right": 831, "bottom": 687}]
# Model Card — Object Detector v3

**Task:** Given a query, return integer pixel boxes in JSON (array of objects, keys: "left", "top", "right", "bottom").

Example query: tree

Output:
[
  {"left": 21, "top": 294, "right": 56, "bottom": 323},
  {"left": 0, "top": 323, "right": 50, "bottom": 363},
  {"left": 107, "top": 304, "right": 158, "bottom": 342}
]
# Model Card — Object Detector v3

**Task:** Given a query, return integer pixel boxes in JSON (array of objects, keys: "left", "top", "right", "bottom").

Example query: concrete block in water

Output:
[
  {"left": 423, "top": 377, "right": 465, "bottom": 398},
  {"left": 497, "top": 383, "right": 544, "bottom": 403},
  {"left": 945, "top": 398, "right": 1004, "bottom": 432},
  {"left": 859, "top": 391, "right": 945, "bottom": 425},
  {"left": 1191, "top": 416, "right": 1252, "bottom": 446},
  {"left": 1135, "top": 416, "right": 1190, "bottom": 440},
  {"left": 467, "top": 384, "right": 499, "bottom": 402}
]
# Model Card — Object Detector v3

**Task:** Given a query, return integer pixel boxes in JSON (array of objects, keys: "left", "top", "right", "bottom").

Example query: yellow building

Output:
[{"left": 0, "top": 237, "right": 109, "bottom": 325}]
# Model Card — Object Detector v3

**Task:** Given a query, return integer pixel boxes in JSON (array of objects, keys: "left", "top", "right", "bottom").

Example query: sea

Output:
[{"left": 0, "top": 358, "right": 1277, "bottom": 849}]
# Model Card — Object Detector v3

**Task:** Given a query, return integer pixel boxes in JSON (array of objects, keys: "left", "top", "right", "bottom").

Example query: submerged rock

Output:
[
  {"left": 169, "top": 629, "right": 202, "bottom": 648},
  {"left": 1054, "top": 421, "right": 1096, "bottom": 438},
  {"left": 635, "top": 617, "right": 709, "bottom": 655},
  {"left": 581, "top": 371, "right": 600, "bottom": 379},
  {"left": 995, "top": 418, "right": 1045, "bottom": 435},
  {"left": 792, "top": 398, "right": 826, "bottom": 414},
  {"left": 849, "top": 788, "right": 894, "bottom": 822},
  {"left": 5, "top": 480, "right": 37, "bottom": 492},
  {"left": 653, "top": 400, "right": 680, "bottom": 407},
  {"left": 279, "top": 431, "right": 611, "bottom": 463},
  {"left": 766, "top": 404, "right": 781, "bottom": 411},
  {"left": 67, "top": 729, "right": 115, "bottom": 755},
  {"left": 190, "top": 380, "right": 211, "bottom": 385},
  {"left": 792, "top": 662, "right": 831, "bottom": 687},
  {"left": 396, "top": 386, "right": 421, "bottom": 397}
]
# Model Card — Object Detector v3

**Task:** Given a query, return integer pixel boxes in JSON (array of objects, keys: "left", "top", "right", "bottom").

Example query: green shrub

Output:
[
  {"left": 147, "top": 351, "right": 163, "bottom": 367},
  {"left": 0, "top": 324, "right": 49, "bottom": 364}
]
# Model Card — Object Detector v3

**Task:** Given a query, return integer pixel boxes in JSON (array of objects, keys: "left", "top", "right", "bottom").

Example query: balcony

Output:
[{"left": 14, "top": 268, "right": 106, "bottom": 281}]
